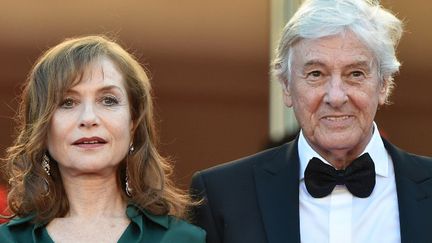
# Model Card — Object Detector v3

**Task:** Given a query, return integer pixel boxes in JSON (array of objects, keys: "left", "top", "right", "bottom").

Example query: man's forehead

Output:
[
  {"left": 292, "top": 34, "right": 375, "bottom": 68},
  {"left": 302, "top": 59, "right": 373, "bottom": 68}
]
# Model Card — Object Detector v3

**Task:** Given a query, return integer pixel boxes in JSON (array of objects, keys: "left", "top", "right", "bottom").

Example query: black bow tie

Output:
[{"left": 304, "top": 153, "right": 376, "bottom": 198}]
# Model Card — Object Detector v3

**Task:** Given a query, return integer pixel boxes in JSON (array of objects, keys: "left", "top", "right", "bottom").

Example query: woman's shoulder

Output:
[
  {"left": 127, "top": 205, "right": 206, "bottom": 243},
  {"left": 165, "top": 215, "right": 206, "bottom": 240}
]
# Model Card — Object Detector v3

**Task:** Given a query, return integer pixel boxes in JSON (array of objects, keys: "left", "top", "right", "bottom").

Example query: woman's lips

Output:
[{"left": 72, "top": 136, "right": 107, "bottom": 148}]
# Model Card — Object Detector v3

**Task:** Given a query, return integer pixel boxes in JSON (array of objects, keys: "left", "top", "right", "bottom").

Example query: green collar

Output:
[
  {"left": 7, "top": 203, "right": 170, "bottom": 230},
  {"left": 6, "top": 214, "right": 37, "bottom": 227},
  {"left": 126, "top": 203, "right": 170, "bottom": 229}
]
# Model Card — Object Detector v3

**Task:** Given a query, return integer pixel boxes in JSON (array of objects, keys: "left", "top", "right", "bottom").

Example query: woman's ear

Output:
[{"left": 130, "top": 120, "right": 136, "bottom": 141}]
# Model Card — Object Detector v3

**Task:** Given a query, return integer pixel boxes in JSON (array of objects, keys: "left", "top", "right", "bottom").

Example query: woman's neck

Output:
[{"left": 60, "top": 174, "right": 127, "bottom": 219}]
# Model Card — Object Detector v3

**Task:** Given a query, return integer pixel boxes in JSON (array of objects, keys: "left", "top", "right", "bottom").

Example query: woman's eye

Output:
[
  {"left": 101, "top": 96, "right": 119, "bottom": 106},
  {"left": 60, "top": 98, "right": 76, "bottom": 109}
]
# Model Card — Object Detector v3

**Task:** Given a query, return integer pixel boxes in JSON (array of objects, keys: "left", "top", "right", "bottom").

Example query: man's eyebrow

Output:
[
  {"left": 345, "top": 61, "right": 372, "bottom": 70},
  {"left": 302, "top": 60, "right": 373, "bottom": 69},
  {"left": 303, "top": 60, "right": 326, "bottom": 68}
]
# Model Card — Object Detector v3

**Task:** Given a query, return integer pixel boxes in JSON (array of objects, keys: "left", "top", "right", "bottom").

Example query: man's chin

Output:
[{"left": 314, "top": 138, "right": 360, "bottom": 154}]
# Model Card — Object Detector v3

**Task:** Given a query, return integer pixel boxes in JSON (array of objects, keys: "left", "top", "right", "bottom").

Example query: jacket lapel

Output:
[
  {"left": 384, "top": 139, "right": 432, "bottom": 243},
  {"left": 254, "top": 140, "right": 300, "bottom": 243},
  {"left": 253, "top": 137, "right": 432, "bottom": 243}
]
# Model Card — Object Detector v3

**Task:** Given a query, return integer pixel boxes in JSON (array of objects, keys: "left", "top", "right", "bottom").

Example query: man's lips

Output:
[
  {"left": 72, "top": 136, "right": 107, "bottom": 145},
  {"left": 320, "top": 115, "right": 354, "bottom": 128},
  {"left": 321, "top": 115, "right": 352, "bottom": 121}
]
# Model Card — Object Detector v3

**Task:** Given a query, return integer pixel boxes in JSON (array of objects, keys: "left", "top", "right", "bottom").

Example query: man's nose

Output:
[
  {"left": 323, "top": 75, "right": 348, "bottom": 107},
  {"left": 79, "top": 103, "right": 99, "bottom": 128}
]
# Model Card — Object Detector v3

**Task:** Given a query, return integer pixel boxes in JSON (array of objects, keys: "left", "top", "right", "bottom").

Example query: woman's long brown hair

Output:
[{"left": 5, "top": 35, "right": 191, "bottom": 223}]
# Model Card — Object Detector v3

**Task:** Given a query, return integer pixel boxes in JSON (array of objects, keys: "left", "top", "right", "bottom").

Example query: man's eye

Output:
[
  {"left": 60, "top": 98, "right": 76, "bottom": 109},
  {"left": 306, "top": 71, "right": 322, "bottom": 79},
  {"left": 351, "top": 71, "right": 365, "bottom": 78},
  {"left": 101, "top": 96, "right": 119, "bottom": 106}
]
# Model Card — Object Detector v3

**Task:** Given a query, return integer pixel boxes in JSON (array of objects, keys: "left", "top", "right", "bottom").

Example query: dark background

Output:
[{"left": 0, "top": 0, "right": 430, "bottom": 188}]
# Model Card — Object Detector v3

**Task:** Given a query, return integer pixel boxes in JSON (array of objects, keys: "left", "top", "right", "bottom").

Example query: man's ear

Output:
[
  {"left": 378, "top": 78, "right": 389, "bottom": 105},
  {"left": 282, "top": 80, "right": 293, "bottom": 107}
]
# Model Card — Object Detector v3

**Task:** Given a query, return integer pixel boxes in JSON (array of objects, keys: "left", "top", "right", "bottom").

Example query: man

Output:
[{"left": 190, "top": 0, "right": 432, "bottom": 242}]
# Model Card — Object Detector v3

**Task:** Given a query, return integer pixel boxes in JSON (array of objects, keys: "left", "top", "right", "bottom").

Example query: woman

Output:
[{"left": 0, "top": 35, "right": 205, "bottom": 242}]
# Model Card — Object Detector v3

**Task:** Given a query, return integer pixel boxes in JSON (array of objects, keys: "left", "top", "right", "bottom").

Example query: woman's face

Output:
[{"left": 47, "top": 56, "right": 133, "bottom": 177}]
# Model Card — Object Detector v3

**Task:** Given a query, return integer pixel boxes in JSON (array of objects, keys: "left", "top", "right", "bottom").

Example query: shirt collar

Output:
[
  {"left": 6, "top": 203, "right": 171, "bottom": 240},
  {"left": 5, "top": 214, "right": 35, "bottom": 227},
  {"left": 126, "top": 203, "right": 169, "bottom": 230},
  {"left": 298, "top": 122, "right": 389, "bottom": 181}
]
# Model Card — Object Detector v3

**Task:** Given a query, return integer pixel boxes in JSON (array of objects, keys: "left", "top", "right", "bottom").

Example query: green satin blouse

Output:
[{"left": 0, "top": 204, "right": 206, "bottom": 243}]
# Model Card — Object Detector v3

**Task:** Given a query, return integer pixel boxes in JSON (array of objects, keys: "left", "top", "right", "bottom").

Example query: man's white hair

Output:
[{"left": 272, "top": 0, "right": 403, "bottom": 102}]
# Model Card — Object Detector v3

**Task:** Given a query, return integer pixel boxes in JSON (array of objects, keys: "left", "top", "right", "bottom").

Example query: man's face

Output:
[{"left": 284, "top": 31, "right": 388, "bottom": 166}]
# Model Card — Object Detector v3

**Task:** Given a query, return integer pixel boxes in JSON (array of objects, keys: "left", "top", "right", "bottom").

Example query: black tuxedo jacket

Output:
[{"left": 190, "top": 138, "right": 432, "bottom": 243}]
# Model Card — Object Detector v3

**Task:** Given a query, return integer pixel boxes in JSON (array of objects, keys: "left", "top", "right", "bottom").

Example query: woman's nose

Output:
[{"left": 79, "top": 103, "right": 100, "bottom": 128}]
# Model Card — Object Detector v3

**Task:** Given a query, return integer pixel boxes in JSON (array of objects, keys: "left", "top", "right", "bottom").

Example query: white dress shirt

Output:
[{"left": 298, "top": 123, "right": 401, "bottom": 243}]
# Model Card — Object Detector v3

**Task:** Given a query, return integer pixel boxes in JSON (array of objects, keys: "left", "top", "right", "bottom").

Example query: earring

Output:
[
  {"left": 129, "top": 144, "right": 135, "bottom": 155},
  {"left": 125, "top": 173, "right": 132, "bottom": 197},
  {"left": 42, "top": 177, "right": 50, "bottom": 196},
  {"left": 42, "top": 154, "right": 51, "bottom": 176},
  {"left": 126, "top": 144, "right": 134, "bottom": 196}
]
